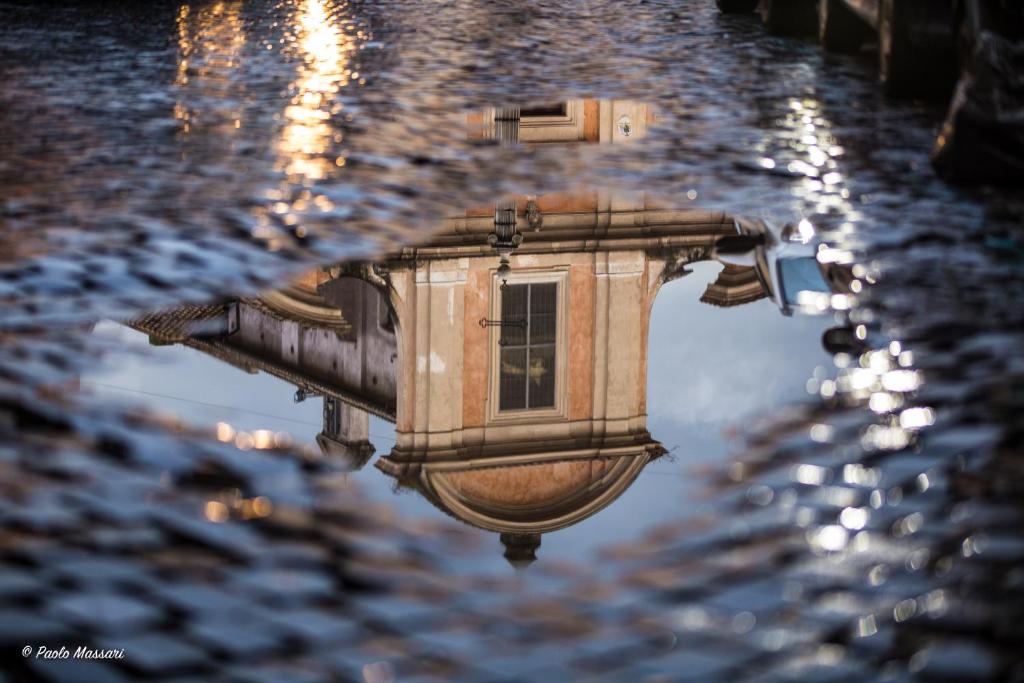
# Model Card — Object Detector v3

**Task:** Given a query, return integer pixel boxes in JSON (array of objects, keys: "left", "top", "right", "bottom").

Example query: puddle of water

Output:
[
  {"left": 84, "top": 189, "right": 844, "bottom": 579},
  {"left": 3, "top": 2, "right": 1024, "bottom": 680}
]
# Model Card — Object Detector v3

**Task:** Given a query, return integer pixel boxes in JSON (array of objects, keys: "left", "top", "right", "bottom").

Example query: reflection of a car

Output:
[{"left": 714, "top": 217, "right": 853, "bottom": 316}]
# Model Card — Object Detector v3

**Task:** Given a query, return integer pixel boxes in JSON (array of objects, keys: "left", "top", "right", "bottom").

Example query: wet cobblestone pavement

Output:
[{"left": 3, "top": 0, "right": 1024, "bottom": 681}]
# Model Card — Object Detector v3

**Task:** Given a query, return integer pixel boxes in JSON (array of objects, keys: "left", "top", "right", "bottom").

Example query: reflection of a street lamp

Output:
[
  {"left": 488, "top": 200, "right": 522, "bottom": 286},
  {"left": 278, "top": 0, "right": 355, "bottom": 183}
]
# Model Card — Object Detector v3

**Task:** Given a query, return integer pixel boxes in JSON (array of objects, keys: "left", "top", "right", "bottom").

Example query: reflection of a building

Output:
[
  {"left": 131, "top": 270, "right": 397, "bottom": 472},
  {"left": 377, "top": 192, "right": 745, "bottom": 566},
  {"left": 375, "top": 101, "right": 767, "bottom": 565},
  {"left": 467, "top": 100, "right": 652, "bottom": 145},
  {"left": 130, "top": 101, "right": 786, "bottom": 567},
  {"left": 131, "top": 199, "right": 768, "bottom": 566}
]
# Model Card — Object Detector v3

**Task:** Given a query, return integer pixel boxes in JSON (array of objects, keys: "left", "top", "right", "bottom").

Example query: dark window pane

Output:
[
  {"left": 499, "top": 281, "right": 558, "bottom": 413},
  {"left": 529, "top": 282, "right": 557, "bottom": 345},
  {"left": 528, "top": 345, "right": 556, "bottom": 409},
  {"left": 520, "top": 103, "right": 567, "bottom": 118},
  {"left": 499, "top": 347, "right": 527, "bottom": 411},
  {"left": 501, "top": 284, "right": 528, "bottom": 346}
]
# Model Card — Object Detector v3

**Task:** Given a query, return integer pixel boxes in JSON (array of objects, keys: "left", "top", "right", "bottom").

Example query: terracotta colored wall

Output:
[
  {"left": 535, "top": 192, "right": 598, "bottom": 215},
  {"left": 292, "top": 268, "right": 331, "bottom": 290},
  {"left": 466, "top": 205, "right": 493, "bottom": 217},
  {"left": 465, "top": 192, "right": 598, "bottom": 219},
  {"left": 568, "top": 264, "right": 595, "bottom": 421},
  {"left": 462, "top": 267, "right": 489, "bottom": 428},
  {"left": 444, "top": 459, "right": 614, "bottom": 506},
  {"left": 583, "top": 99, "right": 599, "bottom": 142},
  {"left": 466, "top": 111, "right": 485, "bottom": 140}
]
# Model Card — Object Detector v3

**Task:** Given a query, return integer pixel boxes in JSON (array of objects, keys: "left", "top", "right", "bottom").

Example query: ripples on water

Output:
[{"left": 1, "top": 0, "right": 1023, "bottom": 680}]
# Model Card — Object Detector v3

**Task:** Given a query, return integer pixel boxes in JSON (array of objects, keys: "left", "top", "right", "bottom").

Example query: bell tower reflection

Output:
[
  {"left": 128, "top": 193, "right": 745, "bottom": 565},
  {"left": 127, "top": 100, "right": 853, "bottom": 567},
  {"left": 374, "top": 190, "right": 738, "bottom": 566}
]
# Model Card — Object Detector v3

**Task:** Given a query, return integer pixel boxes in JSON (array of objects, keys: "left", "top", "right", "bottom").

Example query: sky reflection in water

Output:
[{"left": 85, "top": 258, "right": 834, "bottom": 575}]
